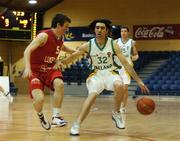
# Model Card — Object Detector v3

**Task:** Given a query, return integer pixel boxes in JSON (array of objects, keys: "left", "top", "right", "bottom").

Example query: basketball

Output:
[{"left": 136, "top": 97, "right": 155, "bottom": 115}]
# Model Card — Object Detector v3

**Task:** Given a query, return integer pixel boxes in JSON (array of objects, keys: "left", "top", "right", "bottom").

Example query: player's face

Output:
[
  {"left": 95, "top": 23, "right": 108, "bottom": 38},
  {"left": 121, "top": 28, "right": 129, "bottom": 38},
  {"left": 57, "top": 21, "right": 70, "bottom": 35}
]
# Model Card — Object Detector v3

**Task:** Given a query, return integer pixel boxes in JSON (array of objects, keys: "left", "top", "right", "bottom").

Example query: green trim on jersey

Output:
[
  {"left": 111, "top": 39, "right": 116, "bottom": 55},
  {"left": 112, "top": 39, "right": 122, "bottom": 69},
  {"left": 121, "top": 38, "right": 130, "bottom": 44},
  {"left": 95, "top": 37, "right": 108, "bottom": 51},
  {"left": 113, "top": 54, "right": 122, "bottom": 69}
]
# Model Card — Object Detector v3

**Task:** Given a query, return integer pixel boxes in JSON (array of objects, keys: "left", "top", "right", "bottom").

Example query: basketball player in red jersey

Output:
[{"left": 23, "top": 13, "right": 75, "bottom": 130}]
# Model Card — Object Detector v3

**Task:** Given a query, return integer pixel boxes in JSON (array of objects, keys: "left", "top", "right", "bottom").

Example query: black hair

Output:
[
  {"left": 120, "top": 26, "right": 129, "bottom": 32},
  {"left": 51, "top": 13, "right": 71, "bottom": 28},
  {"left": 110, "top": 25, "right": 121, "bottom": 39},
  {"left": 89, "top": 19, "right": 112, "bottom": 33}
]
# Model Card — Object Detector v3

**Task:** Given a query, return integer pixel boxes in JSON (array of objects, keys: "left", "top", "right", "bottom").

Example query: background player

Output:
[{"left": 115, "top": 26, "right": 139, "bottom": 113}]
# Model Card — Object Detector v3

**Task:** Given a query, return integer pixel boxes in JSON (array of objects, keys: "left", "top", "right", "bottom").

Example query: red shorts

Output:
[{"left": 28, "top": 70, "right": 63, "bottom": 98}]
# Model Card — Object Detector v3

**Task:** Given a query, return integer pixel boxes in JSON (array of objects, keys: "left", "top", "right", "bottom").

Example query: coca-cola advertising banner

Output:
[{"left": 133, "top": 24, "right": 180, "bottom": 40}]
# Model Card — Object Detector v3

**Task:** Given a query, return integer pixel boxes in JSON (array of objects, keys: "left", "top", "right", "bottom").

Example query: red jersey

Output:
[{"left": 30, "top": 29, "right": 63, "bottom": 72}]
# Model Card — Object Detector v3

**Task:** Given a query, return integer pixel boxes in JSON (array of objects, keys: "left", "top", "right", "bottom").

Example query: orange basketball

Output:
[{"left": 136, "top": 97, "right": 155, "bottom": 115}]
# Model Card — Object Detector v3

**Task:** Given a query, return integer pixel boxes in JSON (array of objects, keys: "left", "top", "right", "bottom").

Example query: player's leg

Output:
[
  {"left": 112, "top": 80, "right": 126, "bottom": 129},
  {"left": 113, "top": 80, "right": 124, "bottom": 112},
  {"left": 106, "top": 71, "right": 125, "bottom": 129},
  {"left": 51, "top": 77, "right": 67, "bottom": 127},
  {"left": 70, "top": 92, "right": 98, "bottom": 135},
  {"left": 120, "top": 71, "right": 131, "bottom": 113},
  {"left": 70, "top": 74, "right": 103, "bottom": 136},
  {"left": 47, "top": 70, "right": 67, "bottom": 127},
  {"left": 77, "top": 92, "right": 97, "bottom": 124},
  {"left": 53, "top": 78, "right": 64, "bottom": 109},
  {"left": 30, "top": 76, "right": 51, "bottom": 130},
  {"left": 120, "top": 84, "right": 128, "bottom": 113},
  {"left": 32, "top": 89, "right": 44, "bottom": 113}
]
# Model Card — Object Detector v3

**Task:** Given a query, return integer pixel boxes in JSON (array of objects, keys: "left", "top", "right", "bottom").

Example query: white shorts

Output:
[
  {"left": 118, "top": 67, "right": 131, "bottom": 85},
  {"left": 86, "top": 70, "right": 123, "bottom": 95}
]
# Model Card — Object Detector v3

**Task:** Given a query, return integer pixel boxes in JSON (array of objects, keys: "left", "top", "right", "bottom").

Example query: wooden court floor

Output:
[{"left": 0, "top": 94, "right": 180, "bottom": 141}]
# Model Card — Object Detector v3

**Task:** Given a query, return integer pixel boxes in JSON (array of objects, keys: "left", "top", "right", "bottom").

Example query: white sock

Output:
[
  {"left": 53, "top": 108, "right": 60, "bottom": 117},
  {"left": 121, "top": 103, "right": 125, "bottom": 108}
]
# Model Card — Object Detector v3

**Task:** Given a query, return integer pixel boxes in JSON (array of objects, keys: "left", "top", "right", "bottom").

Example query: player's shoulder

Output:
[
  {"left": 115, "top": 37, "right": 122, "bottom": 43},
  {"left": 130, "top": 38, "right": 136, "bottom": 46},
  {"left": 36, "top": 32, "right": 48, "bottom": 40},
  {"left": 88, "top": 37, "right": 95, "bottom": 42},
  {"left": 114, "top": 38, "right": 119, "bottom": 43},
  {"left": 112, "top": 37, "right": 120, "bottom": 45}
]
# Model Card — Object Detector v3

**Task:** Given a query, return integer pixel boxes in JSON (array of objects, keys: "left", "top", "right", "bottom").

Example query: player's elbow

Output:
[
  {"left": 24, "top": 47, "right": 32, "bottom": 57},
  {"left": 132, "top": 55, "right": 139, "bottom": 61}
]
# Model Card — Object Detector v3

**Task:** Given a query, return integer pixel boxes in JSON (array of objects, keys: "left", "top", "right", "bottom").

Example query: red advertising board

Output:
[{"left": 133, "top": 24, "right": 180, "bottom": 40}]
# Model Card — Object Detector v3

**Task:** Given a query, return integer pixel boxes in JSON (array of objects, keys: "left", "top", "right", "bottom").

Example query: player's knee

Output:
[
  {"left": 32, "top": 89, "right": 44, "bottom": 102},
  {"left": 53, "top": 78, "right": 64, "bottom": 90},
  {"left": 88, "top": 92, "right": 98, "bottom": 98}
]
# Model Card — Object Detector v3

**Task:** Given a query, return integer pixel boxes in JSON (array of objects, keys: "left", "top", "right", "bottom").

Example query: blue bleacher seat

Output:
[{"left": 136, "top": 51, "right": 180, "bottom": 95}]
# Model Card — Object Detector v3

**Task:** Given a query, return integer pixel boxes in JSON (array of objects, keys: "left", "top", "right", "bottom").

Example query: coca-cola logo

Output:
[{"left": 135, "top": 27, "right": 165, "bottom": 39}]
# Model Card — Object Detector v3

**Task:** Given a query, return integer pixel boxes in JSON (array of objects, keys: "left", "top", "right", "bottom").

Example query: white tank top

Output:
[
  {"left": 115, "top": 38, "right": 134, "bottom": 67},
  {"left": 89, "top": 37, "right": 117, "bottom": 71}
]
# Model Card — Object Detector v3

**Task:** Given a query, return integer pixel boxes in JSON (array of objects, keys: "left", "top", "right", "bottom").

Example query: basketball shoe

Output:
[
  {"left": 38, "top": 113, "right": 51, "bottom": 130},
  {"left": 70, "top": 122, "right": 80, "bottom": 136},
  {"left": 112, "top": 111, "right": 125, "bottom": 129},
  {"left": 51, "top": 116, "right": 67, "bottom": 127}
]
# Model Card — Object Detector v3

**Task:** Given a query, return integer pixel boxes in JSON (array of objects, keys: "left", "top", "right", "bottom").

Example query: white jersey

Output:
[
  {"left": 116, "top": 38, "right": 134, "bottom": 66},
  {"left": 89, "top": 37, "right": 117, "bottom": 71},
  {"left": 86, "top": 37, "right": 123, "bottom": 94}
]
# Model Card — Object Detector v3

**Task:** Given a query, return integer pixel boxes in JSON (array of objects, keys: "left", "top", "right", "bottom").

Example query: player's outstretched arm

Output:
[
  {"left": 61, "top": 44, "right": 76, "bottom": 54},
  {"left": 54, "top": 42, "right": 89, "bottom": 70}
]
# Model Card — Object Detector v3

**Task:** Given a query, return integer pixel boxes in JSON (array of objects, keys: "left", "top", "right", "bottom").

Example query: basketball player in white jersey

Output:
[
  {"left": 115, "top": 26, "right": 139, "bottom": 113},
  {"left": 55, "top": 19, "right": 149, "bottom": 136}
]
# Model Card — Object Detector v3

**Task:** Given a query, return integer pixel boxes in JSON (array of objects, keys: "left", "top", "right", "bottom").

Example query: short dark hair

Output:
[
  {"left": 121, "top": 26, "right": 129, "bottom": 32},
  {"left": 51, "top": 13, "right": 71, "bottom": 28},
  {"left": 89, "top": 19, "right": 112, "bottom": 33}
]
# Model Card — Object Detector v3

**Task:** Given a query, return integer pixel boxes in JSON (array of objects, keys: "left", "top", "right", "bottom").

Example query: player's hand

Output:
[
  {"left": 22, "top": 68, "right": 32, "bottom": 78},
  {"left": 53, "top": 60, "right": 64, "bottom": 70},
  {"left": 138, "top": 82, "right": 150, "bottom": 94}
]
